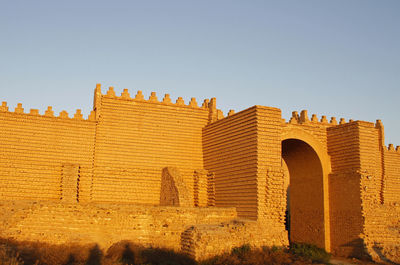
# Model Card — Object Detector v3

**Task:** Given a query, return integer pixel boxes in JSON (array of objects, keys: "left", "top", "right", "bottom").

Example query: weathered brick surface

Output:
[
  {"left": 0, "top": 85, "right": 399, "bottom": 261},
  {"left": 181, "top": 220, "right": 288, "bottom": 260},
  {"left": 358, "top": 123, "right": 400, "bottom": 263},
  {"left": 160, "top": 167, "right": 191, "bottom": 207},
  {"left": 256, "top": 106, "right": 289, "bottom": 246},
  {"left": 0, "top": 200, "right": 237, "bottom": 251},
  {"left": 382, "top": 149, "right": 400, "bottom": 204},
  {"left": 362, "top": 203, "right": 400, "bottom": 264},
  {"left": 327, "top": 122, "right": 364, "bottom": 256}
]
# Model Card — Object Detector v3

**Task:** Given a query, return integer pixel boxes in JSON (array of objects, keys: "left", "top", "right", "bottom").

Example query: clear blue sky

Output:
[{"left": 1, "top": 0, "right": 399, "bottom": 145}]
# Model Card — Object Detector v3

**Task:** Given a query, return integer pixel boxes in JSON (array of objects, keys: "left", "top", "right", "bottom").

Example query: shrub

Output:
[
  {"left": 0, "top": 243, "right": 23, "bottom": 265},
  {"left": 0, "top": 238, "right": 335, "bottom": 265},
  {"left": 201, "top": 245, "right": 313, "bottom": 265},
  {"left": 0, "top": 238, "right": 95, "bottom": 265},
  {"left": 105, "top": 241, "right": 196, "bottom": 265},
  {"left": 230, "top": 244, "right": 251, "bottom": 257},
  {"left": 0, "top": 238, "right": 198, "bottom": 265},
  {"left": 289, "top": 242, "right": 331, "bottom": 264}
]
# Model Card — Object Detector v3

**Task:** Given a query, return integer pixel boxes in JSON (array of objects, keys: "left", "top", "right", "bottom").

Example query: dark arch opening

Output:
[{"left": 282, "top": 139, "right": 325, "bottom": 249}]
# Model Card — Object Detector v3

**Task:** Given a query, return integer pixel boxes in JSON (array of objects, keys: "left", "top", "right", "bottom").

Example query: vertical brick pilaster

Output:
[{"left": 256, "top": 106, "right": 285, "bottom": 231}]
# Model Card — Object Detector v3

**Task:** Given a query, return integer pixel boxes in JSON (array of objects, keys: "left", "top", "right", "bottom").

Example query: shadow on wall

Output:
[
  {"left": 341, "top": 239, "right": 369, "bottom": 260},
  {"left": 160, "top": 167, "right": 191, "bottom": 207},
  {"left": 284, "top": 186, "right": 290, "bottom": 240},
  {"left": 281, "top": 138, "right": 325, "bottom": 249},
  {"left": 371, "top": 243, "right": 399, "bottom": 264},
  {"left": 85, "top": 245, "right": 102, "bottom": 265},
  {"left": 343, "top": 239, "right": 399, "bottom": 264}
]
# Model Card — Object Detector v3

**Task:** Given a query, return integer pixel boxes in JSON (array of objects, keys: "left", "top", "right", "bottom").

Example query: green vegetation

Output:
[
  {"left": 289, "top": 242, "right": 332, "bottom": 264},
  {"left": 0, "top": 243, "right": 23, "bottom": 265},
  {"left": 201, "top": 244, "right": 321, "bottom": 265},
  {"left": 230, "top": 244, "right": 251, "bottom": 257},
  {"left": 0, "top": 238, "right": 335, "bottom": 265},
  {"left": 0, "top": 239, "right": 196, "bottom": 265}
]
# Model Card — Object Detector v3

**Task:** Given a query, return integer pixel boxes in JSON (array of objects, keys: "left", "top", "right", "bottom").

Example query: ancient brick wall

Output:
[
  {"left": 92, "top": 87, "right": 210, "bottom": 204},
  {"left": 281, "top": 110, "right": 343, "bottom": 251},
  {"left": 382, "top": 147, "right": 400, "bottom": 204},
  {"left": 326, "top": 120, "right": 400, "bottom": 261},
  {"left": 0, "top": 103, "right": 96, "bottom": 202},
  {"left": 327, "top": 122, "right": 364, "bottom": 257},
  {"left": 0, "top": 200, "right": 236, "bottom": 251},
  {"left": 203, "top": 105, "right": 288, "bottom": 247},
  {"left": 203, "top": 106, "right": 258, "bottom": 219},
  {"left": 359, "top": 122, "right": 400, "bottom": 263},
  {"left": 0, "top": 86, "right": 214, "bottom": 205},
  {"left": 181, "top": 220, "right": 287, "bottom": 260},
  {"left": 0, "top": 86, "right": 399, "bottom": 261},
  {"left": 284, "top": 110, "right": 359, "bottom": 155},
  {"left": 362, "top": 203, "right": 400, "bottom": 264},
  {"left": 285, "top": 110, "right": 331, "bottom": 148},
  {"left": 358, "top": 121, "right": 383, "bottom": 193},
  {"left": 255, "top": 106, "right": 286, "bottom": 233}
]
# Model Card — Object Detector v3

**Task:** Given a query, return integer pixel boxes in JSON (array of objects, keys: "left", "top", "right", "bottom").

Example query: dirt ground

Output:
[{"left": 330, "top": 257, "right": 388, "bottom": 265}]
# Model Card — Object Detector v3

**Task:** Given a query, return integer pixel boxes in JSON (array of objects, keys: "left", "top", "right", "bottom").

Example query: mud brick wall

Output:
[
  {"left": 1, "top": 86, "right": 399, "bottom": 260},
  {"left": 0, "top": 104, "right": 96, "bottom": 202},
  {"left": 382, "top": 148, "right": 400, "bottom": 204},
  {"left": 362, "top": 204, "right": 400, "bottom": 264},
  {"left": 361, "top": 169, "right": 400, "bottom": 264},
  {"left": 358, "top": 121, "right": 383, "bottom": 197},
  {"left": 359, "top": 123, "right": 400, "bottom": 263},
  {"left": 203, "top": 105, "right": 286, "bottom": 228},
  {"left": 92, "top": 88, "right": 210, "bottom": 204},
  {"left": 327, "top": 122, "right": 364, "bottom": 257},
  {"left": 203, "top": 106, "right": 259, "bottom": 220},
  {"left": 181, "top": 220, "right": 288, "bottom": 260},
  {"left": 255, "top": 106, "right": 285, "bottom": 231},
  {"left": 326, "top": 120, "right": 400, "bottom": 260},
  {"left": 0, "top": 200, "right": 237, "bottom": 252},
  {"left": 285, "top": 110, "right": 331, "bottom": 148}
]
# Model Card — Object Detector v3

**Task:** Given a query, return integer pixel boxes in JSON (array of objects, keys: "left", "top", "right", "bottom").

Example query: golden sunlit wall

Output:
[
  {"left": 359, "top": 122, "right": 400, "bottom": 262},
  {"left": 92, "top": 87, "right": 210, "bottom": 204},
  {"left": 0, "top": 87, "right": 399, "bottom": 261},
  {"left": 327, "top": 122, "right": 364, "bottom": 257},
  {"left": 203, "top": 106, "right": 259, "bottom": 220},
  {"left": 0, "top": 103, "right": 96, "bottom": 202},
  {"left": 383, "top": 149, "right": 400, "bottom": 203}
]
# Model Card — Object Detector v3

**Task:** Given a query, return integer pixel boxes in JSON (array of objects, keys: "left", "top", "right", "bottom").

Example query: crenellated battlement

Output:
[
  {"left": 98, "top": 84, "right": 211, "bottom": 111},
  {"left": 0, "top": 101, "right": 96, "bottom": 121},
  {"left": 94, "top": 84, "right": 234, "bottom": 124},
  {"left": 288, "top": 109, "right": 360, "bottom": 127},
  {"left": 285, "top": 110, "right": 400, "bottom": 149},
  {"left": 0, "top": 84, "right": 230, "bottom": 125},
  {"left": 385, "top": 143, "right": 400, "bottom": 153}
]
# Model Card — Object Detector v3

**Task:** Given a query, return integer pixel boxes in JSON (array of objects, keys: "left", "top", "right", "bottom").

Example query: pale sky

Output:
[{"left": 1, "top": 0, "right": 399, "bottom": 145}]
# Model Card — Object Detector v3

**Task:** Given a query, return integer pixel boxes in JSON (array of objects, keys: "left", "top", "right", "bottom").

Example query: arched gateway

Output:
[{"left": 281, "top": 128, "right": 331, "bottom": 251}]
